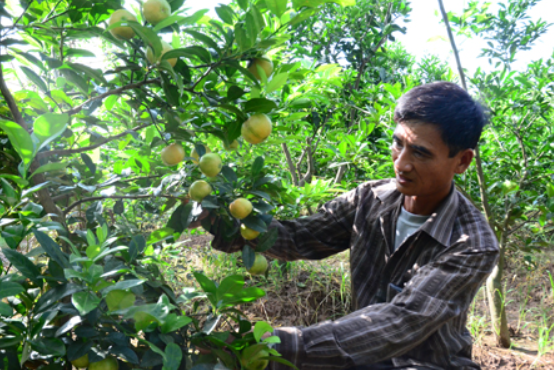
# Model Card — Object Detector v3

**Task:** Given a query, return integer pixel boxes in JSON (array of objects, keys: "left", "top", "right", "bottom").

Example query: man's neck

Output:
[{"left": 403, "top": 184, "right": 453, "bottom": 215}]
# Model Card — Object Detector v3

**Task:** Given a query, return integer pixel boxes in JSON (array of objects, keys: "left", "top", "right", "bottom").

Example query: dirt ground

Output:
[{"left": 176, "top": 234, "right": 554, "bottom": 369}]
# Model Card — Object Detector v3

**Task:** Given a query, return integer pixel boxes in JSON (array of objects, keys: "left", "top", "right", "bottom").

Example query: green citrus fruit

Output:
[
  {"left": 240, "top": 224, "right": 260, "bottom": 240},
  {"left": 241, "top": 346, "right": 270, "bottom": 370},
  {"left": 142, "top": 0, "right": 171, "bottom": 25},
  {"left": 241, "top": 114, "right": 272, "bottom": 144},
  {"left": 247, "top": 57, "right": 273, "bottom": 80},
  {"left": 106, "top": 290, "right": 135, "bottom": 311},
  {"left": 108, "top": 9, "right": 137, "bottom": 40},
  {"left": 89, "top": 356, "right": 118, "bottom": 370},
  {"left": 199, "top": 153, "right": 222, "bottom": 177},
  {"left": 247, "top": 253, "right": 268, "bottom": 276},
  {"left": 191, "top": 145, "right": 211, "bottom": 164},
  {"left": 146, "top": 40, "right": 177, "bottom": 67},
  {"left": 189, "top": 180, "right": 212, "bottom": 202},
  {"left": 70, "top": 354, "right": 89, "bottom": 368},
  {"left": 229, "top": 198, "right": 253, "bottom": 220},
  {"left": 161, "top": 143, "right": 185, "bottom": 166}
]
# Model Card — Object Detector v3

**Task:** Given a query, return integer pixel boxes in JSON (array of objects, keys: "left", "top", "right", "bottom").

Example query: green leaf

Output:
[
  {"left": 160, "top": 314, "right": 192, "bottom": 334},
  {"left": 30, "top": 337, "right": 66, "bottom": 356},
  {"left": 147, "top": 227, "right": 174, "bottom": 244},
  {"left": 162, "top": 343, "right": 182, "bottom": 370},
  {"left": 60, "top": 69, "right": 89, "bottom": 94},
  {"left": 2, "top": 249, "right": 42, "bottom": 285},
  {"left": 217, "top": 275, "right": 244, "bottom": 303},
  {"left": 32, "top": 113, "right": 69, "bottom": 153},
  {"left": 242, "top": 214, "right": 268, "bottom": 233},
  {"left": 289, "top": 7, "right": 319, "bottom": 26},
  {"left": 242, "top": 244, "right": 255, "bottom": 270},
  {"left": 0, "top": 335, "right": 22, "bottom": 349},
  {"left": 99, "top": 280, "right": 144, "bottom": 298},
  {"left": 252, "top": 156, "right": 264, "bottom": 176},
  {"left": 234, "top": 22, "right": 253, "bottom": 51},
  {"left": 127, "top": 235, "right": 146, "bottom": 262},
  {"left": 20, "top": 66, "right": 47, "bottom": 92},
  {"left": 0, "top": 281, "right": 24, "bottom": 299},
  {"left": 0, "top": 302, "right": 13, "bottom": 316},
  {"left": 244, "top": 98, "right": 277, "bottom": 113},
  {"left": 104, "top": 95, "right": 118, "bottom": 110},
  {"left": 33, "top": 230, "right": 70, "bottom": 268},
  {"left": 265, "top": 0, "right": 288, "bottom": 17},
  {"left": 66, "top": 62, "right": 108, "bottom": 84},
  {"left": 163, "top": 46, "right": 211, "bottom": 63},
  {"left": 0, "top": 119, "right": 35, "bottom": 169},
  {"left": 257, "top": 227, "right": 278, "bottom": 252},
  {"left": 215, "top": 5, "right": 236, "bottom": 24},
  {"left": 34, "top": 283, "right": 82, "bottom": 313},
  {"left": 183, "top": 29, "right": 219, "bottom": 50},
  {"left": 166, "top": 203, "right": 193, "bottom": 235},
  {"left": 193, "top": 272, "right": 217, "bottom": 294},
  {"left": 29, "top": 161, "right": 68, "bottom": 179},
  {"left": 253, "top": 321, "right": 273, "bottom": 343},
  {"left": 65, "top": 48, "right": 96, "bottom": 58},
  {"left": 124, "top": 22, "right": 162, "bottom": 58},
  {"left": 80, "top": 153, "right": 96, "bottom": 175},
  {"left": 72, "top": 291, "right": 101, "bottom": 316},
  {"left": 266, "top": 72, "right": 289, "bottom": 93}
]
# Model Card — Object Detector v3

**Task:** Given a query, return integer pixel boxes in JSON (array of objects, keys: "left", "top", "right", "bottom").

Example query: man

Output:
[{"left": 207, "top": 82, "right": 499, "bottom": 369}]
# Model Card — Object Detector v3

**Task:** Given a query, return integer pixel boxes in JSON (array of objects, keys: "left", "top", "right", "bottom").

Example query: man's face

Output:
[{"left": 391, "top": 121, "right": 473, "bottom": 203}]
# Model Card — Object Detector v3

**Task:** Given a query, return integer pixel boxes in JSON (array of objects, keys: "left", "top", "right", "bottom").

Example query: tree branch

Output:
[
  {"left": 38, "top": 122, "right": 154, "bottom": 158},
  {"left": 64, "top": 194, "right": 182, "bottom": 215},
  {"left": 0, "top": 65, "right": 26, "bottom": 129},
  {"left": 281, "top": 143, "right": 299, "bottom": 186},
  {"left": 437, "top": 0, "right": 467, "bottom": 90},
  {"left": 64, "top": 78, "right": 161, "bottom": 115}
]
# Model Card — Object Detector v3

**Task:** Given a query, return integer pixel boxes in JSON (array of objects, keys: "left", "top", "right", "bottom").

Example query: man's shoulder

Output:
[
  {"left": 353, "top": 178, "right": 396, "bottom": 198},
  {"left": 453, "top": 190, "right": 499, "bottom": 253}
]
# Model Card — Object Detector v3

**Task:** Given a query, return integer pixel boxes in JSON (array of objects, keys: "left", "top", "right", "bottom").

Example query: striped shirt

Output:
[{"left": 211, "top": 179, "right": 499, "bottom": 370}]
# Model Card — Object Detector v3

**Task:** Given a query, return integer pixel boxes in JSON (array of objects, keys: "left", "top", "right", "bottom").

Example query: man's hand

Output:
[{"left": 188, "top": 208, "right": 212, "bottom": 229}]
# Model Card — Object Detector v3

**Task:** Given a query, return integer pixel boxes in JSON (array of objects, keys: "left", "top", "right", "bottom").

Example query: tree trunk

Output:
[{"left": 486, "top": 244, "right": 510, "bottom": 347}]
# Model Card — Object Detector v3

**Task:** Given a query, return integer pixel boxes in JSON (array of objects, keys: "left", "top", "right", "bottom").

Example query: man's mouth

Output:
[{"left": 396, "top": 174, "right": 412, "bottom": 184}]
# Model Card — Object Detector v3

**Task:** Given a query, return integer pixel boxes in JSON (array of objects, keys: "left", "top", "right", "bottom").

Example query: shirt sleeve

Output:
[
  {"left": 210, "top": 183, "right": 365, "bottom": 261},
  {"left": 270, "top": 242, "right": 498, "bottom": 370}
]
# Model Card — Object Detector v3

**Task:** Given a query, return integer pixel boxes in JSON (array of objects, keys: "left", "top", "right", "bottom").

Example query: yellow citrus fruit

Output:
[
  {"left": 89, "top": 356, "right": 118, "bottom": 370},
  {"left": 229, "top": 198, "right": 253, "bottom": 220},
  {"left": 241, "top": 346, "right": 270, "bottom": 370},
  {"left": 146, "top": 40, "right": 177, "bottom": 67},
  {"left": 247, "top": 57, "right": 273, "bottom": 80},
  {"left": 191, "top": 145, "right": 211, "bottom": 164},
  {"left": 241, "top": 114, "right": 272, "bottom": 144},
  {"left": 189, "top": 180, "right": 212, "bottom": 202},
  {"left": 70, "top": 354, "right": 89, "bottom": 368},
  {"left": 199, "top": 153, "right": 222, "bottom": 177},
  {"left": 224, "top": 139, "right": 239, "bottom": 150},
  {"left": 161, "top": 143, "right": 185, "bottom": 166},
  {"left": 142, "top": 0, "right": 171, "bottom": 25},
  {"left": 240, "top": 224, "right": 260, "bottom": 240},
  {"left": 108, "top": 9, "right": 137, "bottom": 40},
  {"left": 105, "top": 290, "right": 135, "bottom": 311}
]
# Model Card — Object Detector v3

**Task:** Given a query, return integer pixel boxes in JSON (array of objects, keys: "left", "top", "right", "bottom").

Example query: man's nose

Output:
[{"left": 394, "top": 148, "right": 413, "bottom": 173}]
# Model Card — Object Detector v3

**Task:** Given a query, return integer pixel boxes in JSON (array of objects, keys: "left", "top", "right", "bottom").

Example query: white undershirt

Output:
[{"left": 394, "top": 207, "right": 430, "bottom": 251}]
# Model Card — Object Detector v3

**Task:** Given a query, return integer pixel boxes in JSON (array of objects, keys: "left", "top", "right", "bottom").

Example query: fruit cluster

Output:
[{"left": 160, "top": 114, "right": 273, "bottom": 276}]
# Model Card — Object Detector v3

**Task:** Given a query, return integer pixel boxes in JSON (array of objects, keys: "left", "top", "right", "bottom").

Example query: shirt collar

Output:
[{"left": 374, "top": 179, "right": 458, "bottom": 248}]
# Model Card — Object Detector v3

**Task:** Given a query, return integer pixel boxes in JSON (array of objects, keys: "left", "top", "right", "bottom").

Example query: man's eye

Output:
[{"left": 413, "top": 151, "right": 423, "bottom": 158}]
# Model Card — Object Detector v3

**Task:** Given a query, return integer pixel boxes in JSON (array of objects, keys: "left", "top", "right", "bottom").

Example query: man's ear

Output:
[{"left": 455, "top": 149, "right": 475, "bottom": 174}]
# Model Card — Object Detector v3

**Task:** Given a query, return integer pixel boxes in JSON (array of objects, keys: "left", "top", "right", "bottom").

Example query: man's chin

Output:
[{"left": 395, "top": 181, "right": 416, "bottom": 196}]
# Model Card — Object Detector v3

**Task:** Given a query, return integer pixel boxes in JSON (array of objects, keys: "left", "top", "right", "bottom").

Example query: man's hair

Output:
[{"left": 393, "top": 82, "right": 488, "bottom": 157}]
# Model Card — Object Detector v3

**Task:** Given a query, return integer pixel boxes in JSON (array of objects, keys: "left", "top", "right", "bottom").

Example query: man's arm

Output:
[
  {"left": 209, "top": 183, "right": 370, "bottom": 261},
  {"left": 271, "top": 241, "right": 498, "bottom": 369}
]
